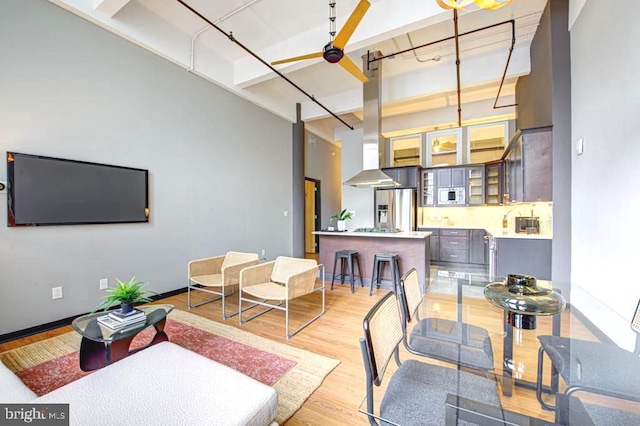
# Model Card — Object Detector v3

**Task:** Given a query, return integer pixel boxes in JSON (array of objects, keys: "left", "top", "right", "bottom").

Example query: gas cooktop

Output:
[{"left": 354, "top": 227, "right": 403, "bottom": 233}]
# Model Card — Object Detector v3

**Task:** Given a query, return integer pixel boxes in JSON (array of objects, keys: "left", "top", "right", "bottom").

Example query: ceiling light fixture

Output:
[{"left": 436, "top": 0, "right": 513, "bottom": 11}]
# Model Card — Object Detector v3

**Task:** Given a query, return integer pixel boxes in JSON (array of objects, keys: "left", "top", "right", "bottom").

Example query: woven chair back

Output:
[
  {"left": 270, "top": 256, "right": 317, "bottom": 284},
  {"left": 363, "top": 292, "right": 404, "bottom": 386},
  {"left": 222, "top": 251, "right": 259, "bottom": 269},
  {"left": 401, "top": 269, "right": 423, "bottom": 323}
]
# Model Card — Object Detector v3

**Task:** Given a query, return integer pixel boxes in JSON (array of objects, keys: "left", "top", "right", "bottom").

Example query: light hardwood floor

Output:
[{"left": 1, "top": 274, "right": 636, "bottom": 424}]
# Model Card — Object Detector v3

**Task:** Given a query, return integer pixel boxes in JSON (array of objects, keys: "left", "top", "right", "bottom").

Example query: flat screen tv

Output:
[{"left": 7, "top": 152, "right": 149, "bottom": 226}]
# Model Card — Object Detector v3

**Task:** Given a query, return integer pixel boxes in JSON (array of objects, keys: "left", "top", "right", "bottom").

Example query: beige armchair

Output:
[
  {"left": 239, "top": 256, "right": 325, "bottom": 339},
  {"left": 188, "top": 251, "right": 259, "bottom": 319}
]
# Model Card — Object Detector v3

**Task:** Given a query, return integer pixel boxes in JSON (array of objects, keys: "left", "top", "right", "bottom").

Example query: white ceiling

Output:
[{"left": 50, "top": 0, "right": 548, "bottom": 141}]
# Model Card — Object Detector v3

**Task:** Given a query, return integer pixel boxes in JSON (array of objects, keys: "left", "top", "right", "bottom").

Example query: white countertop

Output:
[
  {"left": 417, "top": 226, "right": 552, "bottom": 240},
  {"left": 486, "top": 229, "right": 553, "bottom": 240},
  {"left": 313, "top": 231, "right": 432, "bottom": 239}
]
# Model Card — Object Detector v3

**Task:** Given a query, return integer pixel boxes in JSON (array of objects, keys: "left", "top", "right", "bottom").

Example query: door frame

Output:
[{"left": 304, "top": 177, "right": 321, "bottom": 254}]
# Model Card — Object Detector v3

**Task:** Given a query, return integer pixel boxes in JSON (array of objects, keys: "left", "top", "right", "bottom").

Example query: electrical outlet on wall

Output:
[
  {"left": 100, "top": 278, "right": 109, "bottom": 290},
  {"left": 52, "top": 286, "right": 63, "bottom": 300}
]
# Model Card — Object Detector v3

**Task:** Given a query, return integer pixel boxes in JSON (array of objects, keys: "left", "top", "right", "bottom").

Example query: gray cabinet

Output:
[
  {"left": 439, "top": 229, "right": 469, "bottom": 263},
  {"left": 422, "top": 228, "right": 440, "bottom": 262},
  {"left": 469, "top": 230, "right": 487, "bottom": 265},
  {"left": 495, "top": 237, "right": 552, "bottom": 280},
  {"left": 419, "top": 228, "right": 488, "bottom": 267},
  {"left": 503, "top": 128, "right": 552, "bottom": 203},
  {"left": 436, "top": 167, "right": 466, "bottom": 189},
  {"left": 382, "top": 166, "right": 420, "bottom": 188}
]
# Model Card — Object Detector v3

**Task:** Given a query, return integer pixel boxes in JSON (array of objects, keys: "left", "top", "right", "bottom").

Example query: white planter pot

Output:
[{"left": 337, "top": 220, "right": 347, "bottom": 231}]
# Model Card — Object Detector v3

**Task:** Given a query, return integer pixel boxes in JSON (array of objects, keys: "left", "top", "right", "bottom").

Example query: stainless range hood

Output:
[{"left": 343, "top": 52, "right": 399, "bottom": 188}]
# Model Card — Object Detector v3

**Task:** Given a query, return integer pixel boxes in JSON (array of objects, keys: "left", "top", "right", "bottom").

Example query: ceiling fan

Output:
[{"left": 271, "top": 0, "right": 371, "bottom": 83}]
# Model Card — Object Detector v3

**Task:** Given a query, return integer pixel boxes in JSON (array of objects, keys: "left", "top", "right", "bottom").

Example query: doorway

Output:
[{"left": 304, "top": 178, "right": 321, "bottom": 260}]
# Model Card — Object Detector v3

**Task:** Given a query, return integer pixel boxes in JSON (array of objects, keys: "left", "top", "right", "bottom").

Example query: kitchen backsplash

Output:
[{"left": 418, "top": 202, "right": 553, "bottom": 235}]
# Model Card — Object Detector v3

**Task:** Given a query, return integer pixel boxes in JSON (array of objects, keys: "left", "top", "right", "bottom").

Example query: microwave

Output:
[{"left": 438, "top": 187, "right": 465, "bottom": 205}]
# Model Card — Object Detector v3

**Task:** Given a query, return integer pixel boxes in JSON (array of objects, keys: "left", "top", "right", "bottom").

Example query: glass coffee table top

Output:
[{"left": 72, "top": 304, "right": 174, "bottom": 343}]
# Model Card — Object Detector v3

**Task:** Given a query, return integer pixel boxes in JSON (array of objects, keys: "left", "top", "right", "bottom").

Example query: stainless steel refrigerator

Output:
[{"left": 374, "top": 188, "right": 416, "bottom": 232}]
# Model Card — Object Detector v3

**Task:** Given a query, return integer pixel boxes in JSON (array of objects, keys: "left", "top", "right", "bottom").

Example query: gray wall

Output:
[
  {"left": 570, "top": 0, "right": 640, "bottom": 350},
  {"left": 0, "top": 0, "right": 292, "bottom": 335},
  {"left": 549, "top": 0, "right": 572, "bottom": 288},
  {"left": 515, "top": 3, "right": 553, "bottom": 130},
  {"left": 304, "top": 132, "right": 342, "bottom": 229},
  {"left": 515, "top": 0, "right": 572, "bottom": 293}
]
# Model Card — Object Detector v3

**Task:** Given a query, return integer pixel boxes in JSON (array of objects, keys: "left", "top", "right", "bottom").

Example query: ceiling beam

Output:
[{"left": 93, "top": 0, "right": 131, "bottom": 18}]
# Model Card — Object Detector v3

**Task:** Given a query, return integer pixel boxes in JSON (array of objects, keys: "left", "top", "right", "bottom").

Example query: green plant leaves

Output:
[
  {"left": 330, "top": 208, "right": 353, "bottom": 221},
  {"left": 91, "top": 277, "right": 158, "bottom": 313}
]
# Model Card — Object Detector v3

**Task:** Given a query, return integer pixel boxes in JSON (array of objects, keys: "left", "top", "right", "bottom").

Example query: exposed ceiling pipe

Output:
[
  {"left": 493, "top": 17, "right": 517, "bottom": 109},
  {"left": 177, "top": 0, "right": 354, "bottom": 130},
  {"left": 453, "top": 9, "right": 462, "bottom": 127},
  {"left": 188, "top": 26, "right": 210, "bottom": 72},
  {"left": 368, "top": 19, "right": 517, "bottom": 115},
  {"left": 188, "top": 0, "right": 265, "bottom": 72}
]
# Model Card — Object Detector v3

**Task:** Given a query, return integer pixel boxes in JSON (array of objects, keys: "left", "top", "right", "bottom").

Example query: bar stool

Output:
[
  {"left": 331, "top": 250, "right": 363, "bottom": 293},
  {"left": 370, "top": 253, "right": 400, "bottom": 295}
]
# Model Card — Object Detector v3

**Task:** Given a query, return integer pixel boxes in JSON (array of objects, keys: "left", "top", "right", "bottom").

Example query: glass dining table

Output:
[{"left": 358, "top": 269, "right": 640, "bottom": 425}]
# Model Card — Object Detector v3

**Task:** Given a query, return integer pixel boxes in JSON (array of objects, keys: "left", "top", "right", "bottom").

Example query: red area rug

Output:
[
  {"left": 15, "top": 319, "right": 295, "bottom": 396},
  {"left": 0, "top": 309, "right": 340, "bottom": 424}
]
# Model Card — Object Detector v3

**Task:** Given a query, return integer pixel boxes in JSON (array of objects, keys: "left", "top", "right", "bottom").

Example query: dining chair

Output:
[
  {"left": 360, "top": 291, "right": 500, "bottom": 425},
  {"left": 536, "top": 299, "right": 640, "bottom": 421},
  {"left": 187, "top": 251, "right": 259, "bottom": 319},
  {"left": 238, "top": 256, "right": 325, "bottom": 339},
  {"left": 397, "top": 268, "right": 495, "bottom": 374}
]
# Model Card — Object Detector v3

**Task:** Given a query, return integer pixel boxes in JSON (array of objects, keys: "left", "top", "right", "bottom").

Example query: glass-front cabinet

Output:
[
  {"left": 467, "top": 122, "right": 508, "bottom": 164},
  {"left": 420, "top": 169, "right": 435, "bottom": 206},
  {"left": 390, "top": 134, "right": 422, "bottom": 166},
  {"left": 485, "top": 161, "right": 503, "bottom": 205},
  {"left": 467, "top": 166, "right": 485, "bottom": 206},
  {"left": 426, "top": 128, "right": 462, "bottom": 167}
]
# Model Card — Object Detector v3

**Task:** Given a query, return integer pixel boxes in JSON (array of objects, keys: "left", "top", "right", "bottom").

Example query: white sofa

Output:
[{"left": 1, "top": 342, "right": 278, "bottom": 426}]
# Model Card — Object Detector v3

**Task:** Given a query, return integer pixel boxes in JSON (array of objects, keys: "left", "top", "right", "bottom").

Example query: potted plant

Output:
[
  {"left": 92, "top": 277, "right": 157, "bottom": 314},
  {"left": 330, "top": 208, "right": 353, "bottom": 231}
]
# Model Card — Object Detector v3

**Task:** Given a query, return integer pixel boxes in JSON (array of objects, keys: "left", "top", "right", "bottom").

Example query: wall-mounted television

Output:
[{"left": 7, "top": 152, "right": 149, "bottom": 227}]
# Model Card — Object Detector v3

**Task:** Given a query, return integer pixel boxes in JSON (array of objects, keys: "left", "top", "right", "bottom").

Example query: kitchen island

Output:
[{"left": 313, "top": 231, "right": 431, "bottom": 293}]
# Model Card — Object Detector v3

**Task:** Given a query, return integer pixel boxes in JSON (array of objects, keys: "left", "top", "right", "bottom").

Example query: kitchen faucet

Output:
[{"left": 502, "top": 209, "right": 520, "bottom": 228}]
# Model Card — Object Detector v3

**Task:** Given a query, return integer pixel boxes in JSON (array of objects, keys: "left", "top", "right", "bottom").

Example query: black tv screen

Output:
[{"left": 7, "top": 152, "right": 149, "bottom": 226}]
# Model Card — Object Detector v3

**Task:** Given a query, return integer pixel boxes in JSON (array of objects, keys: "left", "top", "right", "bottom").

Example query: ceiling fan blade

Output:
[
  {"left": 474, "top": 0, "right": 513, "bottom": 10},
  {"left": 338, "top": 55, "right": 369, "bottom": 83},
  {"left": 271, "top": 51, "right": 323, "bottom": 65},
  {"left": 332, "top": 0, "right": 371, "bottom": 50}
]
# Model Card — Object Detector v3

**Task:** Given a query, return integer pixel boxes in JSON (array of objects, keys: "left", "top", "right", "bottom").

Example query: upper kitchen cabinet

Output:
[
  {"left": 436, "top": 167, "right": 466, "bottom": 189},
  {"left": 426, "top": 128, "right": 462, "bottom": 167},
  {"left": 467, "top": 165, "right": 485, "bottom": 206},
  {"left": 390, "top": 134, "right": 422, "bottom": 167},
  {"left": 420, "top": 169, "right": 435, "bottom": 207},
  {"left": 503, "top": 128, "right": 552, "bottom": 203},
  {"left": 467, "top": 122, "right": 509, "bottom": 164},
  {"left": 382, "top": 166, "right": 421, "bottom": 189},
  {"left": 485, "top": 161, "right": 503, "bottom": 206}
]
